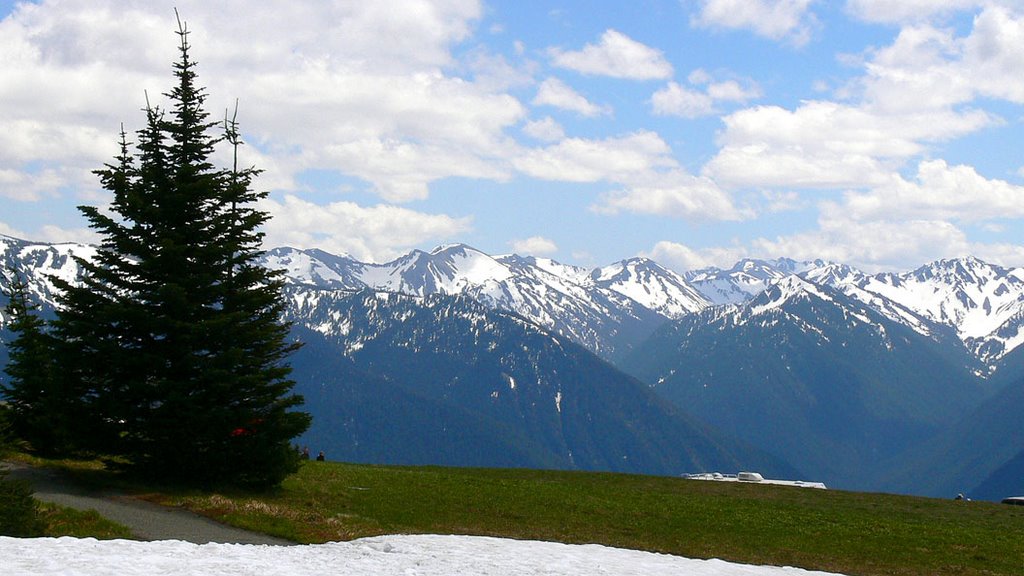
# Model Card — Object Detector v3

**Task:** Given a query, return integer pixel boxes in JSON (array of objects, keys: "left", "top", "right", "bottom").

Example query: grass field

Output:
[
  {"left": 37, "top": 503, "right": 133, "bottom": 539},
  {"left": 139, "top": 461, "right": 1024, "bottom": 576}
]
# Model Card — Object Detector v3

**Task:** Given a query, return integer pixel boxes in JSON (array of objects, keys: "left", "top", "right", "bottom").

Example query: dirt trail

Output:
[{"left": 3, "top": 462, "right": 295, "bottom": 545}]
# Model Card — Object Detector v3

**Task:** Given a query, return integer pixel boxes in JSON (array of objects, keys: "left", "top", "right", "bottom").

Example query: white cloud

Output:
[
  {"left": 0, "top": 168, "right": 64, "bottom": 202},
  {"left": 522, "top": 117, "right": 566, "bottom": 142},
  {"left": 641, "top": 241, "right": 748, "bottom": 272},
  {"left": 845, "top": 0, "right": 986, "bottom": 24},
  {"left": 514, "top": 132, "right": 674, "bottom": 183},
  {"left": 705, "top": 101, "right": 993, "bottom": 190},
  {"left": 650, "top": 82, "right": 714, "bottom": 118},
  {"left": 0, "top": 0, "right": 527, "bottom": 208},
  {"left": 969, "top": 242, "right": 1024, "bottom": 268},
  {"left": 548, "top": 29, "right": 673, "bottom": 80},
  {"left": 593, "top": 170, "right": 746, "bottom": 221},
  {"left": 532, "top": 77, "right": 611, "bottom": 117},
  {"left": 855, "top": 7, "right": 1024, "bottom": 111},
  {"left": 651, "top": 71, "right": 761, "bottom": 117},
  {"left": 510, "top": 236, "right": 558, "bottom": 255},
  {"left": 841, "top": 160, "right": 1024, "bottom": 223},
  {"left": 36, "top": 224, "right": 102, "bottom": 246},
  {"left": 691, "top": 0, "right": 819, "bottom": 46},
  {"left": 750, "top": 216, "right": 972, "bottom": 272},
  {"left": 260, "top": 195, "right": 472, "bottom": 263},
  {"left": 514, "top": 132, "right": 745, "bottom": 221},
  {"left": 703, "top": 5, "right": 1024, "bottom": 197},
  {"left": 737, "top": 157, "right": 1024, "bottom": 271},
  {"left": 706, "top": 79, "right": 762, "bottom": 102}
]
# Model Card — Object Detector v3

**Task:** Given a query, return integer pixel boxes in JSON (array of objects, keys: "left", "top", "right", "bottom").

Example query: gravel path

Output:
[{"left": 4, "top": 462, "right": 295, "bottom": 545}]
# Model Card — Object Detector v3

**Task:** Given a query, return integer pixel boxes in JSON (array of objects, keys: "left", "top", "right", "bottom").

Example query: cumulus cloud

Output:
[
  {"left": 521, "top": 117, "right": 565, "bottom": 142},
  {"left": 0, "top": 0, "right": 526, "bottom": 209},
  {"left": 841, "top": 160, "right": 1024, "bottom": 223},
  {"left": 738, "top": 158, "right": 1024, "bottom": 271},
  {"left": 36, "top": 224, "right": 102, "bottom": 246},
  {"left": 0, "top": 168, "right": 65, "bottom": 202},
  {"left": 641, "top": 241, "right": 749, "bottom": 272},
  {"left": 845, "top": 0, "right": 986, "bottom": 24},
  {"left": 705, "top": 101, "right": 993, "bottom": 190},
  {"left": 510, "top": 236, "right": 558, "bottom": 255},
  {"left": 548, "top": 29, "right": 673, "bottom": 80},
  {"left": 750, "top": 216, "right": 972, "bottom": 272},
  {"left": 856, "top": 9, "right": 1024, "bottom": 112},
  {"left": 514, "top": 132, "right": 745, "bottom": 221},
  {"left": 650, "top": 82, "right": 714, "bottom": 118},
  {"left": 260, "top": 195, "right": 472, "bottom": 263},
  {"left": 514, "top": 131, "right": 674, "bottom": 183},
  {"left": 705, "top": 5, "right": 1024, "bottom": 194},
  {"left": 651, "top": 70, "right": 761, "bottom": 117},
  {"left": 532, "top": 77, "right": 611, "bottom": 117},
  {"left": 593, "top": 170, "right": 747, "bottom": 221},
  {"left": 691, "top": 0, "right": 819, "bottom": 46}
]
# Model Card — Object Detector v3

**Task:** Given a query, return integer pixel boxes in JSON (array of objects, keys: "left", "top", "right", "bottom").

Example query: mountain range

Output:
[{"left": 2, "top": 234, "right": 1022, "bottom": 499}]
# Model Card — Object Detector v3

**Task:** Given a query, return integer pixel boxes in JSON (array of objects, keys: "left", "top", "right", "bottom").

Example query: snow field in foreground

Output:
[{"left": 2, "top": 534, "right": 847, "bottom": 576}]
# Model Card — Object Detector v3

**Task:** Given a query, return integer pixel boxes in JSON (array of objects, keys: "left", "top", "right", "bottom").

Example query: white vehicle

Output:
[{"left": 683, "top": 471, "right": 826, "bottom": 489}]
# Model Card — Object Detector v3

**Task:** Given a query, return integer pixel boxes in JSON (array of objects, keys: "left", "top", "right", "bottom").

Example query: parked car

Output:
[{"left": 1001, "top": 497, "right": 1024, "bottom": 506}]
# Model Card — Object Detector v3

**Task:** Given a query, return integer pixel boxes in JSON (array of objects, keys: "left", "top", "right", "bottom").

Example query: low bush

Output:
[{"left": 0, "top": 471, "right": 44, "bottom": 537}]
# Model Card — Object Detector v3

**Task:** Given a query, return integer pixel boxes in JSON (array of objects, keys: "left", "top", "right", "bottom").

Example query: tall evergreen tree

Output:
[
  {"left": 1, "top": 271, "right": 69, "bottom": 455},
  {"left": 51, "top": 14, "right": 309, "bottom": 487}
]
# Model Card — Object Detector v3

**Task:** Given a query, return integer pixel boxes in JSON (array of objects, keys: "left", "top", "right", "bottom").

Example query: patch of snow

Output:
[{"left": 0, "top": 535, "right": 847, "bottom": 576}]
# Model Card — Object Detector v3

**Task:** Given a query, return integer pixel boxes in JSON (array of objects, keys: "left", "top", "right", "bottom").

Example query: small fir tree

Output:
[
  {"left": 52, "top": 14, "right": 309, "bottom": 487},
  {"left": 1, "top": 271, "right": 70, "bottom": 455}
]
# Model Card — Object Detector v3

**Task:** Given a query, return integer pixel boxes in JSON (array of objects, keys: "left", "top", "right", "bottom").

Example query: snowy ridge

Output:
[
  {"left": 265, "top": 244, "right": 695, "bottom": 359},
  {"left": 823, "top": 257, "right": 1024, "bottom": 364},
  {"left": 686, "top": 258, "right": 821, "bottom": 306},
  {"left": 747, "top": 275, "right": 833, "bottom": 318},
  {"left": 592, "top": 257, "right": 709, "bottom": 318},
  {"left": 6, "top": 232, "right": 1024, "bottom": 367},
  {"left": 0, "top": 234, "right": 96, "bottom": 316}
]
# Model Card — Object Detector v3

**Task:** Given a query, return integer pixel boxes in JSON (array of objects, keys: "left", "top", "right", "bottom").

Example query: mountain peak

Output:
[
  {"left": 747, "top": 275, "right": 834, "bottom": 317},
  {"left": 429, "top": 243, "right": 479, "bottom": 257}
]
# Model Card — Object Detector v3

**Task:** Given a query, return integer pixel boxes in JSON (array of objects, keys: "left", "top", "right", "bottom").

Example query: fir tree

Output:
[
  {"left": 1, "top": 270, "right": 70, "bottom": 456},
  {"left": 52, "top": 13, "right": 309, "bottom": 487}
]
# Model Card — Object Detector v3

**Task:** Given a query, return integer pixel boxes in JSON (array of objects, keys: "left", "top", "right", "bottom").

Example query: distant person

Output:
[
  {"left": 316, "top": 451, "right": 325, "bottom": 462},
  {"left": 301, "top": 446, "right": 310, "bottom": 460}
]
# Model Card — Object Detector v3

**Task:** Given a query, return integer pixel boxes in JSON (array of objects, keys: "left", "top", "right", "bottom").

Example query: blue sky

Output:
[{"left": 1, "top": 1, "right": 1023, "bottom": 273}]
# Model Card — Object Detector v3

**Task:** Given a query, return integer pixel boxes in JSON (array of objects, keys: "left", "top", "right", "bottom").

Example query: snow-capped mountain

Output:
[
  {"left": 847, "top": 258, "right": 1024, "bottom": 365},
  {"left": 591, "top": 257, "right": 709, "bottom": 319},
  {"left": 685, "top": 256, "right": 1024, "bottom": 367},
  {"left": 685, "top": 258, "right": 822, "bottom": 306},
  {"left": 9, "top": 232, "right": 1024, "bottom": 369},
  {"left": 0, "top": 235, "right": 95, "bottom": 312},
  {"left": 621, "top": 273, "right": 984, "bottom": 490},
  {"left": 261, "top": 244, "right": 689, "bottom": 361},
  {"left": 284, "top": 288, "right": 793, "bottom": 476},
  {"left": 8, "top": 232, "right": 1024, "bottom": 493}
]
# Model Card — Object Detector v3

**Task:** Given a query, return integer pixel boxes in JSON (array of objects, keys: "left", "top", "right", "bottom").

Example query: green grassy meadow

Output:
[{"left": 147, "top": 461, "right": 1024, "bottom": 576}]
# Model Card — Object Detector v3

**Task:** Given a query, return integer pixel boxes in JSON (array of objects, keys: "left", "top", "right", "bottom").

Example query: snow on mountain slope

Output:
[
  {"left": 686, "top": 258, "right": 822, "bottom": 306},
  {"left": 838, "top": 258, "right": 1024, "bottom": 364},
  {"left": 261, "top": 247, "right": 365, "bottom": 290},
  {"left": 592, "top": 258, "right": 709, "bottom": 318},
  {"left": 0, "top": 234, "right": 96, "bottom": 314},
  {"left": 264, "top": 244, "right": 686, "bottom": 360},
  {"left": 8, "top": 231, "right": 1024, "bottom": 367},
  {"left": 358, "top": 244, "right": 516, "bottom": 296}
]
